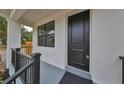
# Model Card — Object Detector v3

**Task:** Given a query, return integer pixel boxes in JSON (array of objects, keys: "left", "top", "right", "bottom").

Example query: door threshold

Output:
[{"left": 65, "top": 65, "right": 91, "bottom": 80}]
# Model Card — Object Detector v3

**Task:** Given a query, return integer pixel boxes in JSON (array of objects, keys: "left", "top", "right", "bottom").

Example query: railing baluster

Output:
[
  {"left": 31, "top": 65, "right": 33, "bottom": 83},
  {"left": 6, "top": 48, "right": 41, "bottom": 84},
  {"left": 24, "top": 71, "right": 27, "bottom": 84},
  {"left": 14, "top": 79, "right": 16, "bottom": 84}
]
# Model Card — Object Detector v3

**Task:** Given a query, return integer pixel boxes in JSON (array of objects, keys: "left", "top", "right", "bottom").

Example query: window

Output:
[{"left": 38, "top": 21, "right": 55, "bottom": 47}]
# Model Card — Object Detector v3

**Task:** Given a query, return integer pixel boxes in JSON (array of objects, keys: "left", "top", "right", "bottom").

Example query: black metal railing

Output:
[
  {"left": 119, "top": 56, "right": 124, "bottom": 84},
  {"left": 3, "top": 61, "right": 34, "bottom": 84},
  {"left": 11, "top": 48, "right": 20, "bottom": 68},
  {"left": 4, "top": 48, "right": 41, "bottom": 84},
  {"left": 11, "top": 46, "right": 32, "bottom": 68}
]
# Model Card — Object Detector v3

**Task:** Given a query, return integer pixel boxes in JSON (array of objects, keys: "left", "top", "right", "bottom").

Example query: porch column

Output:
[{"left": 6, "top": 18, "right": 21, "bottom": 68}]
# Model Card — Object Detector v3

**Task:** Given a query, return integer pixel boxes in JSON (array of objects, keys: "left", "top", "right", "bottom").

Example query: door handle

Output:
[{"left": 86, "top": 55, "right": 90, "bottom": 59}]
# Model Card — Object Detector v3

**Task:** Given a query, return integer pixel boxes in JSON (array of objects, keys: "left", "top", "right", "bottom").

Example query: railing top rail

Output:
[
  {"left": 11, "top": 48, "right": 16, "bottom": 51},
  {"left": 119, "top": 56, "right": 124, "bottom": 60},
  {"left": 21, "top": 46, "right": 32, "bottom": 48},
  {"left": 11, "top": 48, "right": 21, "bottom": 51},
  {"left": 11, "top": 48, "right": 32, "bottom": 59},
  {"left": 17, "top": 51, "right": 32, "bottom": 60},
  {"left": 3, "top": 61, "right": 34, "bottom": 84}
]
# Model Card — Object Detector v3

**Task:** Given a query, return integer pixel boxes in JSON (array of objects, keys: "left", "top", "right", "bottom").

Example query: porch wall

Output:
[
  {"left": 6, "top": 19, "right": 21, "bottom": 68},
  {"left": 91, "top": 9, "right": 124, "bottom": 84},
  {"left": 33, "top": 9, "right": 80, "bottom": 69},
  {"left": 33, "top": 9, "right": 124, "bottom": 84}
]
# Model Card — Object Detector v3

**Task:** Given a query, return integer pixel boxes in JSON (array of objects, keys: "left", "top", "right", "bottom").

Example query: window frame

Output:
[{"left": 38, "top": 20, "right": 55, "bottom": 47}]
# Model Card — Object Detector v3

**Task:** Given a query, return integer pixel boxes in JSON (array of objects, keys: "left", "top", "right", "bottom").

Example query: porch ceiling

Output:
[
  {"left": 0, "top": 9, "right": 11, "bottom": 17},
  {"left": 0, "top": 9, "right": 59, "bottom": 27},
  {"left": 18, "top": 9, "right": 59, "bottom": 27}
]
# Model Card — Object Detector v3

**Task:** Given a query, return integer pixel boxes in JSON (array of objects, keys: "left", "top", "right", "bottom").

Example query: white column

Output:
[{"left": 6, "top": 18, "right": 21, "bottom": 68}]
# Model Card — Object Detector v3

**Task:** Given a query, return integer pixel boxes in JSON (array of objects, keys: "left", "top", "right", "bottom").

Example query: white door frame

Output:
[{"left": 65, "top": 9, "right": 93, "bottom": 74}]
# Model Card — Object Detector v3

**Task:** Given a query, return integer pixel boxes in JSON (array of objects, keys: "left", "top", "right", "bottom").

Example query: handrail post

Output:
[
  {"left": 11, "top": 48, "right": 20, "bottom": 68},
  {"left": 11, "top": 48, "right": 15, "bottom": 67},
  {"left": 15, "top": 48, "right": 21, "bottom": 72},
  {"left": 122, "top": 60, "right": 124, "bottom": 84},
  {"left": 15, "top": 48, "right": 21, "bottom": 52},
  {"left": 119, "top": 56, "right": 124, "bottom": 84},
  {"left": 31, "top": 53, "right": 41, "bottom": 84}
]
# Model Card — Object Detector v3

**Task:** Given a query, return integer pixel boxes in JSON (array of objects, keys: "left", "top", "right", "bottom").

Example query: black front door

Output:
[{"left": 68, "top": 10, "right": 90, "bottom": 72}]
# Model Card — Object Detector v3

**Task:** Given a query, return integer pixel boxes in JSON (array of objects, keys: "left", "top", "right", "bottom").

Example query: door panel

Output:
[
  {"left": 71, "top": 17, "right": 84, "bottom": 44},
  {"left": 68, "top": 10, "right": 90, "bottom": 72}
]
